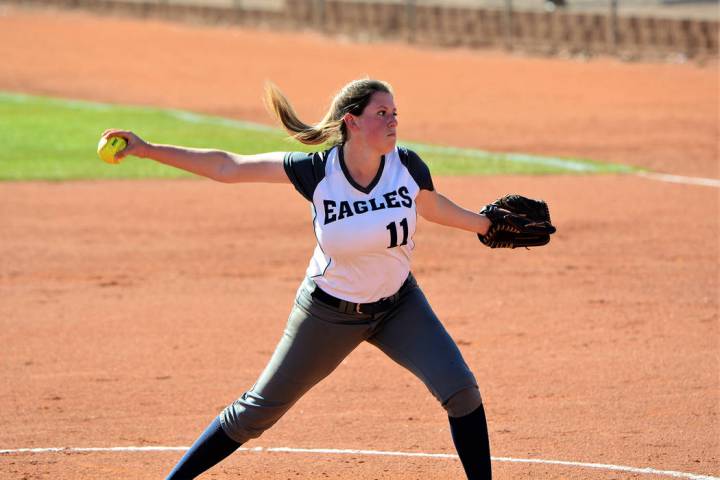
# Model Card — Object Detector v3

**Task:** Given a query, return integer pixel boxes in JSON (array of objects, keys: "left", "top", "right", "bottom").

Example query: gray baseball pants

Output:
[{"left": 219, "top": 273, "right": 481, "bottom": 444}]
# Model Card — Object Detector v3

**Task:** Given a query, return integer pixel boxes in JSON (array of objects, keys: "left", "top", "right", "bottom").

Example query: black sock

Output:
[
  {"left": 166, "top": 417, "right": 242, "bottom": 480},
  {"left": 448, "top": 404, "right": 492, "bottom": 480}
]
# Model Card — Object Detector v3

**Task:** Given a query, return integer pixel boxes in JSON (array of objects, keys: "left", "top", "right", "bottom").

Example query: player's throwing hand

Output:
[{"left": 99, "top": 129, "right": 149, "bottom": 163}]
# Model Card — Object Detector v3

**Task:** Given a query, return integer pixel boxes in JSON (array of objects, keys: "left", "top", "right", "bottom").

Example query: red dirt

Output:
[{"left": 0, "top": 6, "right": 718, "bottom": 480}]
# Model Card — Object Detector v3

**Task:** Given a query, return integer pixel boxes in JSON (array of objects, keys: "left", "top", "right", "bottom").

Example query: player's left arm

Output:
[{"left": 416, "top": 189, "right": 491, "bottom": 236}]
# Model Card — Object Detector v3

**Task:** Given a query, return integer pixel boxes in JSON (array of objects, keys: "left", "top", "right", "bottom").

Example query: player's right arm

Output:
[{"left": 101, "top": 129, "right": 289, "bottom": 184}]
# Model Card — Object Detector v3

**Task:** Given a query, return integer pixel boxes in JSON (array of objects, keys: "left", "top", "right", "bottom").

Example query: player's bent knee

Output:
[
  {"left": 443, "top": 386, "right": 483, "bottom": 418},
  {"left": 219, "top": 391, "right": 292, "bottom": 444}
]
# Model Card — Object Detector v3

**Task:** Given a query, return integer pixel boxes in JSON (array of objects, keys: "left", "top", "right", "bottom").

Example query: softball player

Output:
[{"left": 103, "top": 78, "right": 493, "bottom": 479}]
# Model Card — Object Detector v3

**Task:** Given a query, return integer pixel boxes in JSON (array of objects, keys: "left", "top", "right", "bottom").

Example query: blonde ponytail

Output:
[{"left": 264, "top": 78, "right": 393, "bottom": 147}]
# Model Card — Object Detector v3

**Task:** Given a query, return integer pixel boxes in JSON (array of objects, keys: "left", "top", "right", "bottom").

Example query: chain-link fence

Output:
[
  {"left": 356, "top": 0, "right": 708, "bottom": 21},
  {"left": 288, "top": 0, "right": 717, "bottom": 57},
  {"left": 5, "top": 0, "right": 718, "bottom": 58},
  {"left": 91, "top": 0, "right": 719, "bottom": 19}
]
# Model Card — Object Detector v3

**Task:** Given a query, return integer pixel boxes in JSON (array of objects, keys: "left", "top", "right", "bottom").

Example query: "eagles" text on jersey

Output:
[{"left": 323, "top": 186, "right": 412, "bottom": 225}]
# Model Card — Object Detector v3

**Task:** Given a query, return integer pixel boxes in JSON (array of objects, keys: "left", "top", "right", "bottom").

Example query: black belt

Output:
[{"left": 310, "top": 278, "right": 410, "bottom": 315}]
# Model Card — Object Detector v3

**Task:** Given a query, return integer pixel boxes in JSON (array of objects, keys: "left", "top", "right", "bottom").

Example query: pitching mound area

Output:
[{"left": 0, "top": 6, "right": 717, "bottom": 479}]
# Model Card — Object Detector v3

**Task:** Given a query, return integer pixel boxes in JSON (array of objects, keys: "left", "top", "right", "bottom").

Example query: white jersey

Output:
[{"left": 284, "top": 145, "right": 434, "bottom": 303}]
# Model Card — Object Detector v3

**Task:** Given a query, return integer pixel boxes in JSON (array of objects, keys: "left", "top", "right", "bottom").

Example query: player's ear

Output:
[{"left": 343, "top": 113, "right": 358, "bottom": 131}]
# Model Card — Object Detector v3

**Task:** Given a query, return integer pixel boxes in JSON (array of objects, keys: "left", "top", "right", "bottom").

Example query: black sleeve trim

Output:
[
  {"left": 283, "top": 150, "right": 328, "bottom": 202},
  {"left": 398, "top": 147, "right": 434, "bottom": 191}
]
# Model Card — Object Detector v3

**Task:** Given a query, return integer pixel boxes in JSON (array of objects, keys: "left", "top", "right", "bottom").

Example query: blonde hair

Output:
[{"left": 264, "top": 78, "right": 393, "bottom": 146}]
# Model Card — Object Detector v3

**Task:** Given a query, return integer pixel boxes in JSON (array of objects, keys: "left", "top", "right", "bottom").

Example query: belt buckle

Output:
[{"left": 355, "top": 303, "right": 364, "bottom": 314}]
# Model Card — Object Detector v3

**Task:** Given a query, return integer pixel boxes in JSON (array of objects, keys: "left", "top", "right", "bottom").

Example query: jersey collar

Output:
[{"left": 337, "top": 144, "right": 386, "bottom": 195}]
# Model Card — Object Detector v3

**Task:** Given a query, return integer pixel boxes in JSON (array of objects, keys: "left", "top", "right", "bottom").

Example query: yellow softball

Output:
[{"left": 97, "top": 136, "right": 127, "bottom": 164}]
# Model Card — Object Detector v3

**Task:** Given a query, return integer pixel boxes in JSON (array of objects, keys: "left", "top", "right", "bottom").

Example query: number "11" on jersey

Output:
[{"left": 386, "top": 218, "right": 409, "bottom": 248}]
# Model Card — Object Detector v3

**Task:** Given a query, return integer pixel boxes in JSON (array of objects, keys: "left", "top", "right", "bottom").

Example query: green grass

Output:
[{"left": 0, "top": 92, "right": 636, "bottom": 181}]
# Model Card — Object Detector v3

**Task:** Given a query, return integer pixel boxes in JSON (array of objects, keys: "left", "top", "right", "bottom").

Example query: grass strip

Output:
[{"left": 0, "top": 92, "right": 636, "bottom": 181}]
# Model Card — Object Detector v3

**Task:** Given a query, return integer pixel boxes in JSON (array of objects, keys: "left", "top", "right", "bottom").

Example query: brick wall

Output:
[{"left": 5, "top": 0, "right": 717, "bottom": 59}]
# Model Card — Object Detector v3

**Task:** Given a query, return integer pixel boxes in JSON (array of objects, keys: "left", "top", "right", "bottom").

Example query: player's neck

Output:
[{"left": 342, "top": 140, "right": 382, "bottom": 183}]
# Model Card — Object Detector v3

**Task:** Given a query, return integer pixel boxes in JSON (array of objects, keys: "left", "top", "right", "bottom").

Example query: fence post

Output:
[
  {"left": 505, "top": 0, "right": 514, "bottom": 50},
  {"left": 405, "top": 0, "right": 416, "bottom": 43},
  {"left": 314, "top": 0, "right": 325, "bottom": 32},
  {"left": 608, "top": 0, "right": 618, "bottom": 53}
]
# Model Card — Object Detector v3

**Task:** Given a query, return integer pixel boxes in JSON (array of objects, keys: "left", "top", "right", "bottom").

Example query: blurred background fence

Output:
[{"left": 3, "top": 0, "right": 718, "bottom": 59}]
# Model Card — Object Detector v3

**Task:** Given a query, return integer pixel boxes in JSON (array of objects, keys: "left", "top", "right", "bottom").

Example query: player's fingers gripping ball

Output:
[{"left": 97, "top": 135, "right": 127, "bottom": 164}]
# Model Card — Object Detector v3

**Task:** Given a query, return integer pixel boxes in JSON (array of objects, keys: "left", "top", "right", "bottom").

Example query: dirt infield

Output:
[{"left": 0, "top": 6, "right": 718, "bottom": 480}]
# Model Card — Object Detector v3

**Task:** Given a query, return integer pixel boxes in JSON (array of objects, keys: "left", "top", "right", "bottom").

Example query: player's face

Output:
[{"left": 354, "top": 91, "right": 398, "bottom": 154}]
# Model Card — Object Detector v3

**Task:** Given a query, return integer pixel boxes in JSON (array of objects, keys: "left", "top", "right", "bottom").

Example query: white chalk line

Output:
[
  {"left": 635, "top": 171, "right": 720, "bottom": 188},
  {"left": 0, "top": 445, "right": 717, "bottom": 479},
  {"left": 403, "top": 141, "right": 622, "bottom": 173}
]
